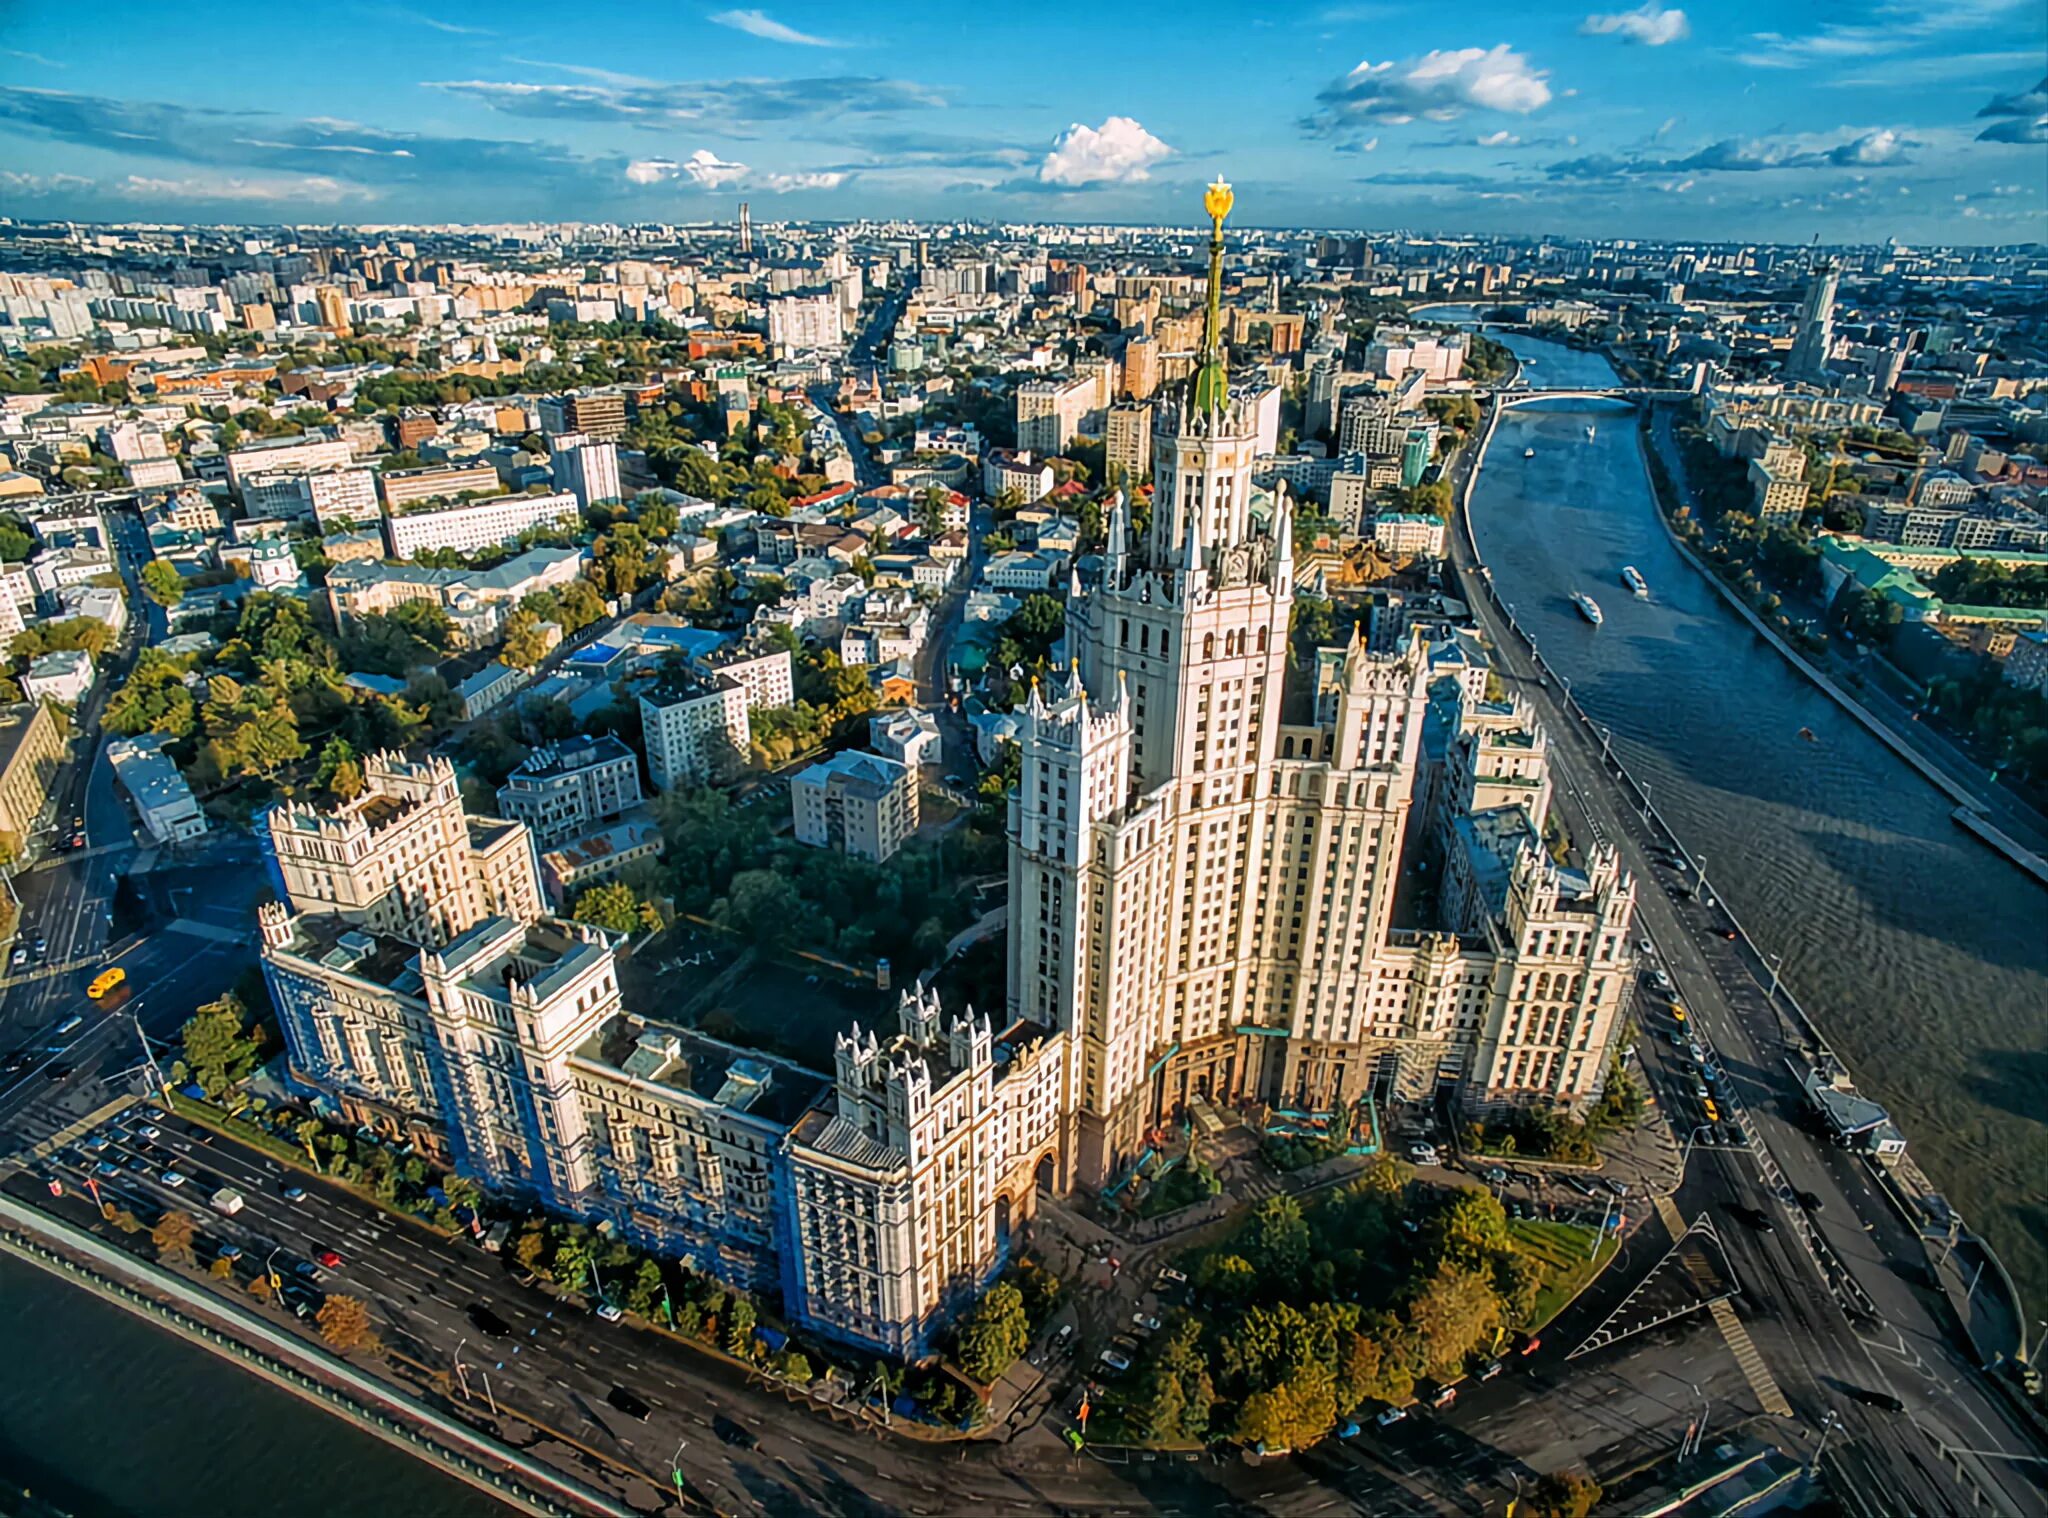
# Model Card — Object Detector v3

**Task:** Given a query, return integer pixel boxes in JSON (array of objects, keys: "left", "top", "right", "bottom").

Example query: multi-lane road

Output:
[{"left": 1448, "top": 402, "right": 2048, "bottom": 1516}]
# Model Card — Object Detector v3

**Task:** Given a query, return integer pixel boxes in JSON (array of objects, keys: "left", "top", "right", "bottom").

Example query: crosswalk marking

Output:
[
  {"left": 23, "top": 1094, "right": 137, "bottom": 1162},
  {"left": 1653, "top": 1195, "right": 1791, "bottom": 1416},
  {"left": 1710, "top": 1297, "right": 1792, "bottom": 1416}
]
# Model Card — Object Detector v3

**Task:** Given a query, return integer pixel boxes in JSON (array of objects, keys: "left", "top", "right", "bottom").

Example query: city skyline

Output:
[{"left": 2, "top": 0, "right": 2044, "bottom": 240}]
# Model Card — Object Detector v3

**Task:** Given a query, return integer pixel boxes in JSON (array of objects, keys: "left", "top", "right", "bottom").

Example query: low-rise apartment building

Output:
[
  {"left": 107, "top": 733, "right": 207, "bottom": 844},
  {"left": 790, "top": 750, "right": 919, "bottom": 862},
  {"left": 382, "top": 490, "right": 581, "bottom": 558},
  {"left": 495, "top": 735, "right": 643, "bottom": 848}
]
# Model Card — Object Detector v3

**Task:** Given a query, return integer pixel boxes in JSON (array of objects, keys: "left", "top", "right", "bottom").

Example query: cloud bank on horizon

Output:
[{"left": 0, "top": 0, "right": 2040, "bottom": 239}]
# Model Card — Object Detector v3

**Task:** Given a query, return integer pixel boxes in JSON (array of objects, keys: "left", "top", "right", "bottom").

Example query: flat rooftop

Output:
[{"left": 576, "top": 1013, "right": 828, "bottom": 1129}]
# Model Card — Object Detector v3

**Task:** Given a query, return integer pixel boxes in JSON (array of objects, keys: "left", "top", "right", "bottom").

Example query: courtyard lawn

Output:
[{"left": 1510, "top": 1217, "right": 1619, "bottom": 1329}]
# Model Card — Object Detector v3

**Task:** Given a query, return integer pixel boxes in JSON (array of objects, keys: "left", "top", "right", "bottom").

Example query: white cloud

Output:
[
  {"left": 1580, "top": 4, "right": 1689, "bottom": 45},
  {"left": 1309, "top": 46, "right": 1552, "bottom": 132},
  {"left": 626, "top": 150, "right": 842, "bottom": 193},
  {"left": 708, "top": 9, "right": 847, "bottom": 47},
  {"left": 0, "top": 170, "right": 91, "bottom": 193},
  {"left": 1477, "top": 129, "right": 1521, "bottom": 146},
  {"left": 760, "top": 169, "right": 847, "bottom": 192},
  {"left": 116, "top": 172, "right": 373, "bottom": 204},
  {"left": 1037, "top": 115, "right": 1173, "bottom": 187}
]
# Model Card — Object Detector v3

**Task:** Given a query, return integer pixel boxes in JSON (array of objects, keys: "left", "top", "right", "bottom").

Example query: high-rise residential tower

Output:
[{"left": 1785, "top": 257, "right": 1839, "bottom": 383}]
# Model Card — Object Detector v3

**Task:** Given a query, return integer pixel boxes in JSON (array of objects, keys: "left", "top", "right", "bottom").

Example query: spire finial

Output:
[{"left": 1192, "top": 178, "right": 1233, "bottom": 414}]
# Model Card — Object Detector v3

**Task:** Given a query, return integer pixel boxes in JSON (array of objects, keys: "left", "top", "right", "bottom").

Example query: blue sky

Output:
[{"left": 1, "top": 0, "right": 2043, "bottom": 240}]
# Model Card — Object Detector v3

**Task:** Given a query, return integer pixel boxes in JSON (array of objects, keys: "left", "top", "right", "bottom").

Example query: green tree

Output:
[
  {"left": 1526, "top": 1470, "right": 1603, "bottom": 1518},
  {"left": 499, "top": 607, "right": 555, "bottom": 671},
  {"left": 1234, "top": 1360, "right": 1338, "bottom": 1452},
  {"left": 953, "top": 1280, "right": 1031, "bottom": 1382},
  {"left": 1405, "top": 1264, "right": 1502, "bottom": 1381},
  {"left": 103, "top": 650, "right": 198, "bottom": 739},
  {"left": 140, "top": 559, "right": 186, "bottom": 609},
  {"left": 719, "top": 868, "right": 803, "bottom": 947},
  {"left": 180, "top": 994, "right": 260, "bottom": 1096},
  {"left": 722, "top": 1295, "right": 758, "bottom": 1357},
  {"left": 572, "top": 881, "right": 659, "bottom": 936},
  {"left": 314, "top": 737, "right": 364, "bottom": 802},
  {"left": 625, "top": 1259, "right": 664, "bottom": 1318}
]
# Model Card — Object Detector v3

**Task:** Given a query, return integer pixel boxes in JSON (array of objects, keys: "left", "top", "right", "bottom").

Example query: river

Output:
[
  {"left": 0, "top": 1252, "right": 510, "bottom": 1518},
  {"left": 1467, "top": 328, "right": 2048, "bottom": 1309}
]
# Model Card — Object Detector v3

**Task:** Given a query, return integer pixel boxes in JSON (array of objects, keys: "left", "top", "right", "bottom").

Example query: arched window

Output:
[
  {"left": 1159, "top": 630, "right": 1169, "bottom": 657},
  {"left": 1257, "top": 626, "right": 1269, "bottom": 653},
  {"left": 1203, "top": 632, "right": 1215, "bottom": 659},
  {"left": 1140, "top": 624, "right": 1150, "bottom": 653}
]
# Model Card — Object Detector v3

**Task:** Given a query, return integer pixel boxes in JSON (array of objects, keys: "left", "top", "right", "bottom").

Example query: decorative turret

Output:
[
  {"left": 947, "top": 1008, "right": 993, "bottom": 1072},
  {"left": 258, "top": 900, "right": 294, "bottom": 950},
  {"left": 898, "top": 983, "right": 943, "bottom": 1047}
]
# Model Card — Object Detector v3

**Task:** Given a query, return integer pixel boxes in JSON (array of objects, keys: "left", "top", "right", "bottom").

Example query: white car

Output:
[
  {"left": 1099, "top": 1349, "right": 1132, "bottom": 1372},
  {"left": 596, "top": 1303, "right": 624, "bottom": 1323},
  {"left": 1636, "top": 938, "right": 1654, "bottom": 956},
  {"left": 161, "top": 1170, "right": 188, "bottom": 1188},
  {"left": 1651, "top": 970, "right": 1672, "bottom": 990},
  {"left": 1407, "top": 1143, "right": 1440, "bottom": 1166},
  {"left": 1133, "top": 1312, "right": 1161, "bottom": 1332},
  {"left": 1376, "top": 1406, "right": 1408, "bottom": 1428}
]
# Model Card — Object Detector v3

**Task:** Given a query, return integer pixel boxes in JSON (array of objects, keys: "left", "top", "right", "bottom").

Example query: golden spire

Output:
[{"left": 1193, "top": 177, "right": 1233, "bottom": 414}]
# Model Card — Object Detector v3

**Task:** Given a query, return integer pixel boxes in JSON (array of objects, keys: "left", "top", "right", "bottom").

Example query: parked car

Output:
[
  {"left": 607, "top": 1386, "right": 652, "bottom": 1421},
  {"left": 596, "top": 1303, "right": 624, "bottom": 1323},
  {"left": 1098, "top": 1349, "right": 1132, "bottom": 1373},
  {"left": 160, "top": 1170, "right": 188, "bottom": 1189},
  {"left": 1476, "top": 1359, "right": 1504, "bottom": 1381},
  {"left": 1132, "top": 1312, "right": 1161, "bottom": 1332},
  {"left": 1376, "top": 1406, "right": 1408, "bottom": 1428}
]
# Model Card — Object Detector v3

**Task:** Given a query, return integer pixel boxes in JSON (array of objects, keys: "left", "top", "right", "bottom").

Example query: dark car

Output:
[
  {"left": 714, "top": 1416, "right": 758, "bottom": 1449},
  {"left": 43, "top": 1062, "right": 74, "bottom": 1082},
  {"left": 466, "top": 1303, "right": 512, "bottom": 1338},
  {"left": 607, "top": 1386, "right": 652, "bottom": 1421},
  {"left": 1852, "top": 1387, "right": 1905, "bottom": 1412},
  {"left": 1730, "top": 1203, "right": 1775, "bottom": 1233}
]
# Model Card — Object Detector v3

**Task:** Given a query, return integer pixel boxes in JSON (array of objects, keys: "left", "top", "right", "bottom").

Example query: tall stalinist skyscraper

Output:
[
  {"left": 1785, "top": 256, "right": 1839, "bottom": 383},
  {"left": 1009, "top": 182, "right": 1639, "bottom": 1192}
]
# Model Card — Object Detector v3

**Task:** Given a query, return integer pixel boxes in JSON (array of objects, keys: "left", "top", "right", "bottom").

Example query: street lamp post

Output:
[
  {"left": 453, "top": 1338, "right": 472, "bottom": 1402},
  {"left": 1601, "top": 725, "right": 1613, "bottom": 767},
  {"left": 1811, "top": 1409, "right": 1842, "bottom": 1476},
  {"left": 670, "top": 1438, "right": 689, "bottom": 1507},
  {"left": 1767, "top": 953, "right": 1784, "bottom": 1003},
  {"left": 1641, "top": 780, "right": 1653, "bottom": 824},
  {"left": 1680, "top": 1122, "right": 1714, "bottom": 1175}
]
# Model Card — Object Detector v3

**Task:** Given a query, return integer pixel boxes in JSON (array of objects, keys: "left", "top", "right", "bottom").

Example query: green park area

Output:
[{"left": 1093, "top": 1161, "right": 1613, "bottom": 1453}]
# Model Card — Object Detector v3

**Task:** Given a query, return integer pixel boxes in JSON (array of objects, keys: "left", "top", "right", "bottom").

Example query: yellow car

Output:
[
  {"left": 87, "top": 967, "right": 126, "bottom": 1001},
  {"left": 1703, "top": 1097, "right": 1721, "bottom": 1123},
  {"left": 1670, "top": 1001, "right": 1688, "bottom": 1022}
]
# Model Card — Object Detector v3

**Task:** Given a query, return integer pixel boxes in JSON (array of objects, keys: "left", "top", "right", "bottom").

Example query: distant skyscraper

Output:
[
  {"left": 737, "top": 200, "right": 752, "bottom": 256},
  {"left": 1785, "top": 258, "right": 1839, "bottom": 382}
]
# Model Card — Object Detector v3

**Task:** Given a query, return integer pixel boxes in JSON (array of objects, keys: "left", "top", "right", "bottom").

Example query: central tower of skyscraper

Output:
[
  {"left": 1008, "top": 183, "right": 1632, "bottom": 1198},
  {"left": 1785, "top": 256, "right": 1838, "bottom": 382}
]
